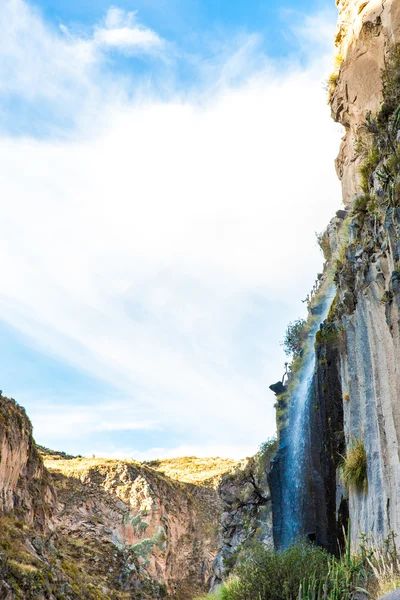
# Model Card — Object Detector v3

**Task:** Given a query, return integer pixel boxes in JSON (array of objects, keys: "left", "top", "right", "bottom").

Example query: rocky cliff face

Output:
[
  {"left": 329, "top": 0, "right": 400, "bottom": 547},
  {"left": 332, "top": 0, "right": 400, "bottom": 203},
  {"left": 271, "top": 0, "right": 400, "bottom": 552},
  {"left": 211, "top": 443, "right": 276, "bottom": 588},
  {"left": 45, "top": 456, "right": 223, "bottom": 599},
  {"left": 0, "top": 396, "right": 56, "bottom": 526},
  {"left": 0, "top": 395, "right": 239, "bottom": 599}
]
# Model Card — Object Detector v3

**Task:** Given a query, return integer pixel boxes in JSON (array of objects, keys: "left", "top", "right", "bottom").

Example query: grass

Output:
[
  {"left": 44, "top": 454, "right": 239, "bottom": 490},
  {"left": 342, "top": 438, "right": 368, "bottom": 492},
  {"left": 145, "top": 456, "right": 238, "bottom": 488},
  {"left": 197, "top": 544, "right": 336, "bottom": 600},
  {"left": 198, "top": 534, "right": 400, "bottom": 600}
]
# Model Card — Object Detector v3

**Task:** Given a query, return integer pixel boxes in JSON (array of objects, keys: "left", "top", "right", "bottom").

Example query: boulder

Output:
[
  {"left": 378, "top": 592, "right": 400, "bottom": 600},
  {"left": 269, "top": 381, "right": 287, "bottom": 396}
]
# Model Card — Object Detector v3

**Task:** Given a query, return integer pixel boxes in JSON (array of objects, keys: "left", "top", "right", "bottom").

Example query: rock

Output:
[
  {"left": 0, "top": 395, "right": 237, "bottom": 598},
  {"left": 211, "top": 442, "right": 276, "bottom": 584},
  {"left": 0, "top": 580, "right": 13, "bottom": 600},
  {"left": 336, "top": 209, "right": 347, "bottom": 219},
  {"left": 378, "top": 592, "right": 400, "bottom": 600},
  {"left": 269, "top": 381, "right": 287, "bottom": 396}
]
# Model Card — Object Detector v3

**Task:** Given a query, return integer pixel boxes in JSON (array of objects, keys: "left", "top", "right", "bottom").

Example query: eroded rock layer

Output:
[{"left": 0, "top": 395, "right": 238, "bottom": 599}]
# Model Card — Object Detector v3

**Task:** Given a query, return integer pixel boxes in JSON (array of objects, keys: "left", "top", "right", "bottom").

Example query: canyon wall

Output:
[
  {"left": 331, "top": 0, "right": 400, "bottom": 546},
  {"left": 0, "top": 395, "right": 236, "bottom": 599},
  {"left": 271, "top": 0, "right": 400, "bottom": 551},
  {"left": 332, "top": 0, "right": 400, "bottom": 203}
]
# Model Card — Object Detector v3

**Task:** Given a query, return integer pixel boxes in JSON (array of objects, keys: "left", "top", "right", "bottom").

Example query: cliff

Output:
[
  {"left": 331, "top": 0, "right": 400, "bottom": 203},
  {"left": 0, "top": 395, "right": 241, "bottom": 599},
  {"left": 330, "top": 0, "right": 400, "bottom": 547},
  {"left": 271, "top": 0, "right": 400, "bottom": 553},
  {"left": 211, "top": 440, "right": 276, "bottom": 588}
]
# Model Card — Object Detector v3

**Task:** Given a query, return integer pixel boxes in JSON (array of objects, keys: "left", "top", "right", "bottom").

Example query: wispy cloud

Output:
[
  {"left": 94, "top": 7, "right": 164, "bottom": 53},
  {"left": 0, "top": 1, "right": 341, "bottom": 458}
]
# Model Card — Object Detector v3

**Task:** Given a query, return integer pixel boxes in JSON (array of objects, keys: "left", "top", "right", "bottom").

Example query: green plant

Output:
[
  {"left": 381, "top": 290, "right": 394, "bottom": 304},
  {"left": 316, "top": 231, "right": 332, "bottom": 261},
  {"left": 254, "top": 438, "right": 277, "bottom": 471},
  {"left": 342, "top": 437, "right": 368, "bottom": 492},
  {"left": 281, "top": 319, "right": 307, "bottom": 359},
  {"left": 236, "top": 544, "right": 330, "bottom": 600},
  {"left": 352, "top": 193, "right": 372, "bottom": 215}
]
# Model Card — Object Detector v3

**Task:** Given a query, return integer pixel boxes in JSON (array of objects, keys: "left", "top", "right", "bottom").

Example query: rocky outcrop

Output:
[
  {"left": 329, "top": 0, "right": 400, "bottom": 547},
  {"left": 211, "top": 442, "right": 276, "bottom": 587},
  {"left": 0, "top": 396, "right": 238, "bottom": 599},
  {"left": 47, "top": 456, "right": 222, "bottom": 599},
  {"left": 333, "top": 206, "right": 400, "bottom": 545},
  {"left": 271, "top": 0, "right": 400, "bottom": 553},
  {"left": 0, "top": 395, "right": 56, "bottom": 527},
  {"left": 331, "top": 0, "right": 400, "bottom": 203}
]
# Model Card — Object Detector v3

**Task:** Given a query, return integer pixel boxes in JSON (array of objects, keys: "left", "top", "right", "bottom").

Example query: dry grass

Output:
[
  {"left": 342, "top": 438, "right": 368, "bottom": 492},
  {"left": 43, "top": 455, "right": 239, "bottom": 488},
  {"left": 145, "top": 456, "right": 239, "bottom": 487}
]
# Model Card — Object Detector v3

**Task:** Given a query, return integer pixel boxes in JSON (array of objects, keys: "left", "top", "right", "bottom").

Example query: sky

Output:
[{"left": 0, "top": 0, "right": 343, "bottom": 460}]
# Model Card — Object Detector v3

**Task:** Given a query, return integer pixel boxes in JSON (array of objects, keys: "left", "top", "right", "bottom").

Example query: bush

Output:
[
  {"left": 343, "top": 438, "right": 368, "bottom": 492},
  {"left": 201, "top": 544, "right": 330, "bottom": 600},
  {"left": 282, "top": 319, "right": 307, "bottom": 358},
  {"left": 254, "top": 438, "right": 278, "bottom": 474}
]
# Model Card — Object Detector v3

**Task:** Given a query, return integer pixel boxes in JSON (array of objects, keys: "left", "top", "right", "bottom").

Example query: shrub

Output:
[
  {"left": 282, "top": 319, "right": 307, "bottom": 358},
  {"left": 352, "top": 194, "right": 372, "bottom": 215},
  {"left": 213, "top": 544, "right": 330, "bottom": 600},
  {"left": 316, "top": 231, "right": 331, "bottom": 261},
  {"left": 343, "top": 438, "right": 368, "bottom": 492},
  {"left": 254, "top": 438, "right": 278, "bottom": 473}
]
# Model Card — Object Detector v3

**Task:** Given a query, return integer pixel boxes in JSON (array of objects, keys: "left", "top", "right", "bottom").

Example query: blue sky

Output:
[{"left": 0, "top": 0, "right": 342, "bottom": 459}]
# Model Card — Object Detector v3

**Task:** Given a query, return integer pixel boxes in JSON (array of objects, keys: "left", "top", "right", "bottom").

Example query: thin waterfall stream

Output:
[{"left": 280, "top": 285, "right": 335, "bottom": 549}]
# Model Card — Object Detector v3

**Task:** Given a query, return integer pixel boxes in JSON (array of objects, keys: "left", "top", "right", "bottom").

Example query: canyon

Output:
[{"left": 4, "top": 1, "right": 400, "bottom": 598}]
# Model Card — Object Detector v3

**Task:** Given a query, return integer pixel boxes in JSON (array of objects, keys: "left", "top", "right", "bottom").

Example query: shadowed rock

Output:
[
  {"left": 378, "top": 591, "right": 400, "bottom": 600},
  {"left": 269, "top": 381, "right": 287, "bottom": 396}
]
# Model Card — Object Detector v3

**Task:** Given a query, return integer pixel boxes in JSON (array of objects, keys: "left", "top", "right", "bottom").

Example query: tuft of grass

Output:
[{"left": 342, "top": 438, "right": 368, "bottom": 492}]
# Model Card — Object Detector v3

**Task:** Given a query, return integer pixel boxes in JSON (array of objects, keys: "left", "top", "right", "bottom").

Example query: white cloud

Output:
[
  {"left": 93, "top": 7, "right": 164, "bottom": 53},
  {"left": 0, "top": 0, "right": 164, "bottom": 115},
  {"left": 88, "top": 444, "right": 256, "bottom": 462},
  {"left": 0, "top": 1, "right": 342, "bottom": 458}
]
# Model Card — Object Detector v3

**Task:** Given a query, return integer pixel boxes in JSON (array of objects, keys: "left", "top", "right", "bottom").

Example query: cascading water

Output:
[{"left": 279, "top": 285, "right": 335, "bottom": 549}]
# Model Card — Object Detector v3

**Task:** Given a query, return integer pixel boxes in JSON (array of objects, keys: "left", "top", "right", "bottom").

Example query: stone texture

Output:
[
  {"left": 48, "top": 457, "right": 221, "bottom": 599},
  {"left": 331, "top": 0, "right": 400, "bottom": 203},
  {"left": 378, "top": 592, "right": 400, "bottom": 600},
  {"left": 0, "top": 395, "right": 234, "bottom": 599},
  {"left": 0, "top": 395, "right": 56, "bottom": 527},
  {"left": 211, "top": 451, "right": 275, "bottom": 588}
]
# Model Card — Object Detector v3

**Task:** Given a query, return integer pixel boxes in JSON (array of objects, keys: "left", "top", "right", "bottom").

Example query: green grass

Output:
[
  {"left": 342, "top": 438, "right": 368, "bottom": 492},
  {"left": 197, "top": 536, "right": 400, "bottom": 600}
]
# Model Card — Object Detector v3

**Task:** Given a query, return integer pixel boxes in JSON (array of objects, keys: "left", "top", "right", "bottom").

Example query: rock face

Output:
[
  {"left": 0, "top": 396, "right": 56, "bottom": 526},
  {"left": 270, "top": 0, "right": 400, "bottom": 552},
  {"left": 47, "top": 457, "right": 221, "bottom": 599},
  {"left": 329, "top": 0, "right": 400, "bottom": 547},
  {"left": 211, "top": 445, "right": 276, "bottom": 587},
  {"left": 331, "top": 0, "right": 400, "bottom": 203},
  {"left": 0, "top": 395, "right": 238, "bottom": 599}
]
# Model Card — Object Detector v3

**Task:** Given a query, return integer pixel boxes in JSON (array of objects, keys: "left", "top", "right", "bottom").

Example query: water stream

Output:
[{"left": 280, "top": 286, "right": 335, "bottom": 549}]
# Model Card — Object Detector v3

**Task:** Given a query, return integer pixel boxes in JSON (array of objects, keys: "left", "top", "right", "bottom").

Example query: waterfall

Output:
[{"left": 280, "top": 285, "right": 335, "bottom": 549}]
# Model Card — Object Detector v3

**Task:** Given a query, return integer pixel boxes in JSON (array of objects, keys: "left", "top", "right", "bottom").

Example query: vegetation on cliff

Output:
[
  {"left": 342, "top": 437, "right": 368, "bottom": 492},
  {"left": 199, "top": 533, "right": 400, "bottom": 600}
]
